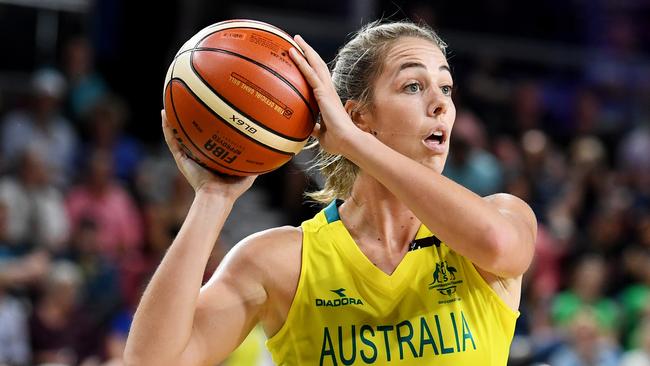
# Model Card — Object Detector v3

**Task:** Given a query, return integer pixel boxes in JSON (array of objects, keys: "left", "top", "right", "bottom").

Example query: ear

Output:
[{"left": 344, "top": 100, "right": 372, "bottom": 134}]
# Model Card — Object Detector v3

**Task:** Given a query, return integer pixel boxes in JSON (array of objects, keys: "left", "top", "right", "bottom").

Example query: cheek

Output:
[
  {"left": 372, "top": 108, "right": 427, "bottom": 135},
  {"left": 365, "top": 105, "right": 397, "bottom": 134},
  {"left": 448, "top": 103, "right": 457, "bottom": 125}
]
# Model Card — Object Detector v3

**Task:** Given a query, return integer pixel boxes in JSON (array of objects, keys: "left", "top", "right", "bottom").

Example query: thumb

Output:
[{"left": 161, "top": 110, "right": 185, "bottom": 160}]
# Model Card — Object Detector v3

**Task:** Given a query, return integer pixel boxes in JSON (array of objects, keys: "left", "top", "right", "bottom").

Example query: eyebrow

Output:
[
  {"left": 397, "top": 62, "right": 452, "bottom": 74},
  {"left": 398, "top": 61, "right": 427, "bottom": 72}
]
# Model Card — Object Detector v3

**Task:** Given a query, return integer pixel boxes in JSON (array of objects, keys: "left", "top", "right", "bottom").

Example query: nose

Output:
[{"left": 428, "top": 89, "right": 449, "bottom": 117}]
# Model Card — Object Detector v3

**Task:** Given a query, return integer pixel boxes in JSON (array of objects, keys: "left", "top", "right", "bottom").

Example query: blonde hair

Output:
[{"left": 307, "top": 20, "right": 448, "bottom": 204}]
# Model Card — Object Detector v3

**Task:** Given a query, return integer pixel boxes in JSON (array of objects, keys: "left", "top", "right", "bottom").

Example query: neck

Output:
[{"left": 338, "top": 172, "right": 421, "bottom": 252}]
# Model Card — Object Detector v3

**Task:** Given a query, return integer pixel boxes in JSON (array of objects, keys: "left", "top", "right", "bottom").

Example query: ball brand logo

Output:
[
  {"left": 315, "top": 288, "right": 364, "bottom": 307},
  {"left": 428, "top": 261, "right": 463, "bottom": 296},
  {"left": 204, "top": 136, "right": 239, "bottom": 164},
  {"left": 229, "top": 115, "right": 258, "bottom": 134}
]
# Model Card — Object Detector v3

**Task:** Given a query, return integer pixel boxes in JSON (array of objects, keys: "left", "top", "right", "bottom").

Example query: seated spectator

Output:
[
  {"left": 443, "top": 110, "right": 503, "bottom": 196},
  {"left": 66, "top": 149, "right": 143, "bottom": 262},
  {"left": 0, "top": 284, "right": 30, "bottom": 366},
  {"left": 143, "top": 170, "right": 193, "bottom": 258},
  {"left": 620, "top": 318, "right": 650, "bottom": 366},
  {"left": 0, "top": 229, "right": 48, "bottom": 366},
  {"left": 63, "top": 36, "right": 108, "bottom": 121},
  {"left": 76, "top": 95, "right": 142, "bottom": 185},
  {"left": 66, "top": 149, "right": 146, "bottom": 307},
  {"left": 0, "top": 146, "right": 70, "bottom": 253},
  {"left": 29, "top": 261, "right": 96, "bottom": 366},
  {"left": 65, "top": 217, "right": 122, "bottom": 331},
  {"left": 548, "top": 309, "right": 620, "bottom": 366},
  {"left": 0, "top": 197, "right": 51, "bottom": 290},
  {"left": 620, "top": 241, "right": 650, "bottom": 348},
  {"left": 551, "top": 254, "right": 620, "bottom": 337},
  {"left": 0, "top": 68, "right": 78, "bottom": 187}
]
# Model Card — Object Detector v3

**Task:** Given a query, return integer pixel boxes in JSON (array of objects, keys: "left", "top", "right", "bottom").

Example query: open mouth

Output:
[{"left": 425, "top": 130, "right": 446, "bottom": 145}]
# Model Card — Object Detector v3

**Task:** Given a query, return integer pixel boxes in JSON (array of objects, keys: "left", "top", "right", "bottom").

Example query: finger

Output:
[
  {"left": 293, "top": 35, "right": 330, "bottom": 81},
  {"left": 293, "top": 34, "right": 329, "bottom": 74},
  {"left": 289, "top": 47, "right": 322, "bottom": 88},
  {"left": 161, "top": 110, "right": 185, "bottom": 160}
]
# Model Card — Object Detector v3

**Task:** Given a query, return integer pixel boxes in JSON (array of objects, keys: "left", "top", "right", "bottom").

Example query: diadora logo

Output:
[
  {"left": 428, "top": 261, "right": 464, "bottom": 297},
  {"left": 315, "top": 288, "right": 364, "bottom": 307}
]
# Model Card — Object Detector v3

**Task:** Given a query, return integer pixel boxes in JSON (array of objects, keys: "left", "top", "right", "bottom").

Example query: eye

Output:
[
  {"left": 441, "top": 85, "right": 453, "bottom": 96},
  {"left": 404, "top": 82, "right": 422, "bottom": 94}
]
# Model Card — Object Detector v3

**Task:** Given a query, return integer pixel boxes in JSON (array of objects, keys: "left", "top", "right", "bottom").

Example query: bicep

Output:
[{"left": 180, "top": 244, "right": 268, "bottom": 366}]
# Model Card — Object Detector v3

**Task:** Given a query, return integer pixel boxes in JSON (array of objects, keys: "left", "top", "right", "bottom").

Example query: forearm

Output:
[
  {"left": 124, "top": 191, "right": 235, "bottom": 365},
  {"left": 344, "top": 132, "right": 518, "bottom": 272}
]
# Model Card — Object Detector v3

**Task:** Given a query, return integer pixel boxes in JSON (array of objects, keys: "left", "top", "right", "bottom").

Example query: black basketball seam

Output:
[
  {"left": 170, "top": 77, "right": 295, "bottom": 160},
  {"left": 168, "top": 80, "right": 281, "bottom": 175},
  {"left": 189, "top": 48, "right": 313, "bottom": 141},
  {"left": 187, "top": 25, "right": 316, "bottom": 120}
]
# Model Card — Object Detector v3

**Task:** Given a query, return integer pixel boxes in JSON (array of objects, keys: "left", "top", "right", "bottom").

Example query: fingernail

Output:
[{"left": 295, "top": 34, "right": 302, "bottom": 41}]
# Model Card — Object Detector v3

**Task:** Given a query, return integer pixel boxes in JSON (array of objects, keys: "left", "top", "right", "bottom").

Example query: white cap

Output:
[{"left": 32, "top": 68, "right": 67, "bottom": 98}]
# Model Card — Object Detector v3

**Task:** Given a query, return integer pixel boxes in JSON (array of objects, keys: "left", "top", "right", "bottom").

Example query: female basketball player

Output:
[{"left": 125, "top": 21, "right": 536, "bottom": 366}]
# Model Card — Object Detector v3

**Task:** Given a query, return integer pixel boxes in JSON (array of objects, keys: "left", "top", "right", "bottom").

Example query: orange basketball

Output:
[{"left": 163, "top": 19, "right": 318, "bottom": 176}]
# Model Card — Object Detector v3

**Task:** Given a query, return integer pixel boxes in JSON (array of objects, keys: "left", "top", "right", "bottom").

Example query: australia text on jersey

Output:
[{"left": 319, "top": 310, "right": 477, "bottom": 365}]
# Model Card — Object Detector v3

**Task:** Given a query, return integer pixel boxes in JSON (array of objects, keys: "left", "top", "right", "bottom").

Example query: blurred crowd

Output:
[{"left": 1, "top": 1, "right": 650, "bottom": 366}]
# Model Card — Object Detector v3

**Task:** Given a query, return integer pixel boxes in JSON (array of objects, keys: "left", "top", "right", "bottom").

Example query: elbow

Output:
[{"left": 483, "top": 227, "right": 532, "bottom": 278}]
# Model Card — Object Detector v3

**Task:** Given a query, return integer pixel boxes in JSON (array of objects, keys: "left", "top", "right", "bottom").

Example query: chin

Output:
[{"left": 420, "top": 156, "right": 447, "bottom": 174}]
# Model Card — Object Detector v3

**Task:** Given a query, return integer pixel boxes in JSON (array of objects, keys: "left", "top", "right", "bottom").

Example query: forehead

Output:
[{"left": 380, "top": 37, "right": 448, "bottom": 75}]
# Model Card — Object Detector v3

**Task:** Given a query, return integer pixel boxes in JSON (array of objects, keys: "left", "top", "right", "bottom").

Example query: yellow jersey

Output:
[{"left": 266, "top": 201, "right": 519, "bottom": 365}]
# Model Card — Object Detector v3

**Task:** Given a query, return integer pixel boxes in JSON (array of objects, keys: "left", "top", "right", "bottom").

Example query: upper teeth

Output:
[{"left": 433, "top": 131, "right": 443, "bottom": 136}]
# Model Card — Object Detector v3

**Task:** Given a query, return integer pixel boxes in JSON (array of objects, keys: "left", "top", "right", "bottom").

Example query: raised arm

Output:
[
  {"left": 124, "top": 112, "right": 261, "bottom": 366},
  {"left": 289, "top": 36, "right": 536, "bottom": 279},
  {"left": 337, "top": 132, "right": 535, "bottom": 278}
]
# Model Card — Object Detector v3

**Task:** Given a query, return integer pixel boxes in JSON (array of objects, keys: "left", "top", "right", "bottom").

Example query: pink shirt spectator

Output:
[{"left": 66, "top": 183, "right": 143, "bottom": 261}]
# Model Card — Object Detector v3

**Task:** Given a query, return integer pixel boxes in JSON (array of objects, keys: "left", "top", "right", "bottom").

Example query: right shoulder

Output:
[
  {"left": 216, "top": 226, "right": 303, "bottom": 288},
  {"left": 233, "top": 225, "right": 302, "bottom": 261}
]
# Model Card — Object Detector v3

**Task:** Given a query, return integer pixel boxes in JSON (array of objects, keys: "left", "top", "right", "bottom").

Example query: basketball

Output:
[{"left": 163, "top": 19, "right": 318, "bottom": 176}]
